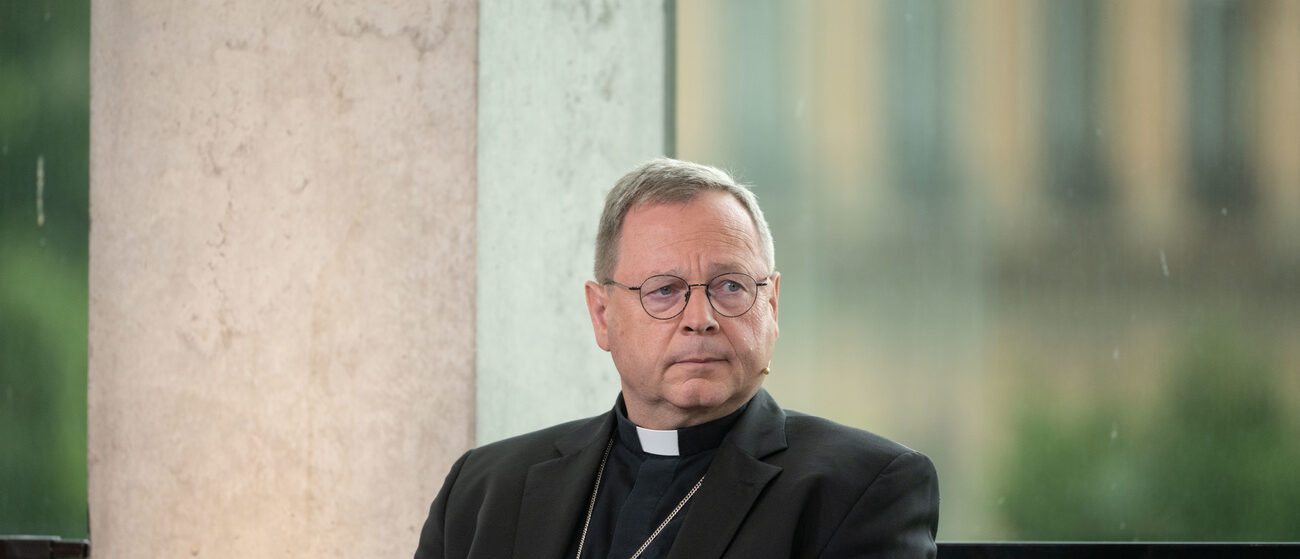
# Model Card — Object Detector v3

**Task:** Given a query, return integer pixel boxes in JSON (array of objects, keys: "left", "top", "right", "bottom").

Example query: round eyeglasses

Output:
[{"left": 605, "top": 272, "right": 770, "bottom": 320}]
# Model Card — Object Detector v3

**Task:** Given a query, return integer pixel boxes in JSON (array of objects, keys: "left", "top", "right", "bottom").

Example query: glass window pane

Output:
[
  {"left": 0, "top": 0, "right": 90, "bottom": 539},
  {"left": 677, "top": 0, "right": 1300, "bottom": 541}
]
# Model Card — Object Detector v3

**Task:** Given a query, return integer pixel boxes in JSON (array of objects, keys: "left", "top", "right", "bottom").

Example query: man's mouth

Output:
[{"left": 674, "top": 356, "right": 724, "bottom": 365}]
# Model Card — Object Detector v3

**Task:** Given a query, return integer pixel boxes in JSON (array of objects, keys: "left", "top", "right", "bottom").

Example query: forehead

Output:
[{"left": 616, "top": 191, "right": 763, "bottom": 277}]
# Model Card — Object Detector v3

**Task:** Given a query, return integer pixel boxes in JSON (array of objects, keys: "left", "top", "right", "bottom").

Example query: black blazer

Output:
[{"left": 415, "top": 389, "right": 939, "bottom": 558}]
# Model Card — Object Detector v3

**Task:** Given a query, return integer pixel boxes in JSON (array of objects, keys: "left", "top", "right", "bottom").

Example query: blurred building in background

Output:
[{"left": 678, "top": 0, "right": 1299, "bottom": 541}]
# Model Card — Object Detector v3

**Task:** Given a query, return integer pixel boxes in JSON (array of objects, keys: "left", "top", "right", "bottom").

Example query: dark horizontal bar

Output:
[
  {"left": 938, "top": 542, "right": 1300, "bottom": 559},
  {"left": 7, "top": 537, "right": 1300, "bottom": 558},
  {"left": 0, "top": 537, "right": 89, "bottom": 559}
]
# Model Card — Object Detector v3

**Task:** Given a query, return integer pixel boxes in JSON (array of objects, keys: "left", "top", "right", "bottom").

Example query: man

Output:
[{"left": 416, "top": 159, "right": 939, "bottom": 558}]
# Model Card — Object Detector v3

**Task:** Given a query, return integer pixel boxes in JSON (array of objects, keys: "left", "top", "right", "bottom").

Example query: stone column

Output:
[
  {"left": 88, "top": 1, "right": 476, "bottom": 557},
  {"left": 475, "top": 1, "right": 671, "bottom": 443}
]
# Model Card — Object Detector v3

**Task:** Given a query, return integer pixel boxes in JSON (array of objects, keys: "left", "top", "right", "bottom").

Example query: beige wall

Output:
[{"left": 88, "top": 1, "right": 476, "bottom": 556}]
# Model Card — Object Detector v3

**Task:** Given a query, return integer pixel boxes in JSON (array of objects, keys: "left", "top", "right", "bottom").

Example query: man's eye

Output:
[
  {"left": 720, "top": 280, "right": 740, "bottom": 292},
  {"left": 654, "top": 285, "right": 678, "bottom": 297}
]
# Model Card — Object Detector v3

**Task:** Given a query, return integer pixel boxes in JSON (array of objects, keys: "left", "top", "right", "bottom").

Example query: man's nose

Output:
[{"left": 680, "top": 286, "right": 719, "bottom": 333}]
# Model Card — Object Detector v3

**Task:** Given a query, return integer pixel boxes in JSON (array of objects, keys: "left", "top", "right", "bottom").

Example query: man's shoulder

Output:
[
  {"left": 461, "top": 414, "right": 604, "bottom": 469},
  {"left": 779, "top": 409, "right": 927, "bottom": 471}
]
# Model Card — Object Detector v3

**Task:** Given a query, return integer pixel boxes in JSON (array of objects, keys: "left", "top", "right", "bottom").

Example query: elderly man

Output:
[{"left": 415, "top": 159, "right": 939, "bottom": 558}]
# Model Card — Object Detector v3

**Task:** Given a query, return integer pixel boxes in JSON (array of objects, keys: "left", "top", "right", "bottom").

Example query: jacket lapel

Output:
[
  {"left": 512, "top": 413, "right": 615, "bottom": 559},
  {"left": 666, "top": 389, "right": 788, "bottom": 558}
]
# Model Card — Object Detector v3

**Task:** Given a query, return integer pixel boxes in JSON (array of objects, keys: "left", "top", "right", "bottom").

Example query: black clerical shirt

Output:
[{"left": 573, "top": 396, "right": 748, "bottom": 559}]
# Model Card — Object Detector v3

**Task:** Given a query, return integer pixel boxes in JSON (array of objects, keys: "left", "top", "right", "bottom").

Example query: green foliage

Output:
[
  {"left": 999, "top": 327, "right": 1300, "bottom": 541},
  {"left": 1139, "top": 329, "right": 1300, "bottom": 540},
  {"left": 1, "top": 0, "right": 90, "bottom": 538},
  {"left": 0, "top": 242, "right": 88, "bottom": 537}
]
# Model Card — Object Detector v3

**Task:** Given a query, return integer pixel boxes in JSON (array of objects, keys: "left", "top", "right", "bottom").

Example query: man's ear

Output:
[
  {"left": 766, "top": 272, "right": 780, "bottom": 337},
  {"left": 585, "top": 281, "right": 613, "bottom": 351}
]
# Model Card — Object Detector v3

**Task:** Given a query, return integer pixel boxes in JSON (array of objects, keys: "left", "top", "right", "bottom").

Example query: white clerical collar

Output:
[{"left": 635, "top": 425, "right": 680, "bottom": 456}]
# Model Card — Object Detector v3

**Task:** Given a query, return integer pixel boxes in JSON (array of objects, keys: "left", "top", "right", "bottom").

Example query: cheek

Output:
[
  {"left": 606, "top": 303, "right": 645, "bottom": 340},
  {"left": 609, "top": 315, "right": 672, "bottom": 364},
  {"left": 753, "top": 312, "right": 781, "bottom": 356},
  {"left": 729, "top": 319, "right": 773, "bottom": 358}
]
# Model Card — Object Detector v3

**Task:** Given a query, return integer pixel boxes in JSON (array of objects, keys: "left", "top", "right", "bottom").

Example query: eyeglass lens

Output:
[{"left": 638, "top": 273, "right": 759, "bottom": 319}]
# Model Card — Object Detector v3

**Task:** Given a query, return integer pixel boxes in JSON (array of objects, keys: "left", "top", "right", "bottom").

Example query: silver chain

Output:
[
  {"left": 575, "top": 437, "right": 706, "bottom": 559},
  {"left": 629, "top": 474, "right": 705, "bottom": 559},
  {"left": 575, "top": 438, "right": 614, "bottom": 559}
]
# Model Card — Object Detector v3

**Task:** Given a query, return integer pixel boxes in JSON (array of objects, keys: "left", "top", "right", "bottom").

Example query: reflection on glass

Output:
[{"left": 678, "top": 0, "right": 1299, "bottom": 541}]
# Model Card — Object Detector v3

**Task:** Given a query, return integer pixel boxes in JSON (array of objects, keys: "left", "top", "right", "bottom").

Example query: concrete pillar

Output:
[
  {"left": 475, "top": 1, "right": 670, "bottom": 444},
  {"left": 88, "top": 1, "right": 476, "bottom": 557}
]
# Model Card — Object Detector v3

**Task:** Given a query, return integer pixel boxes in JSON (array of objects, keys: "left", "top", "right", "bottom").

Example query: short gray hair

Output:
[{"left": 594, "top": 158, "right": 775, "bottom": 283}]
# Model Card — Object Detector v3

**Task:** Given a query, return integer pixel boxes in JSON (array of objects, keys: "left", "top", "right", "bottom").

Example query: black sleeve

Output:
[
  {"left": 819, "top": 450, "right": 940, "bottom": 558},
  {"left": 414, "top": 451, "right": 471, "bottom": 559}
]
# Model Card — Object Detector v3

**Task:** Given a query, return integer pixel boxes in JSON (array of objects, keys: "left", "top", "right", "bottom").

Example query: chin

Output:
[{"left": 668, "top": 378, "right": 742, "bottom": 411}]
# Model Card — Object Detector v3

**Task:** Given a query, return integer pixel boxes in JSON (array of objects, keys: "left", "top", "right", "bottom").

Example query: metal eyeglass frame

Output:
[{"left": 603, "top": 272, "right": 770, "bottom": 320}]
